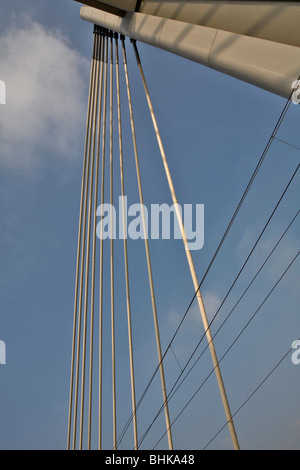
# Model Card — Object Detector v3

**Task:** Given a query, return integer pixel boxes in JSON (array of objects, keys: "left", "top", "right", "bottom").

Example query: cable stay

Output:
[
  {"left": 67, "top": 26, "right": 174, "bottom": 451},
  {"left": 68, "top": 27, "right": 102, "bottom": 450},
  {"left": 152, "top": 251, "right": 299, "bottom": 449},
  {"left": 67, "top": 27, "right": 97, "bottom": 452},
  {"left": 98, "top": 30, "right": 108, "bottom": 451},
  {"left": 115, "top": 33, "right": 138, "bottom": 451},
  {"left": 121, "top": 35, "right": 174, "bottom": 451},
  {"left": 116, "top": 51, "right": 299, "bottom": 451},
  {"left": 137, "top": 205, "right": 300, "bottom": 448},
  {"left": 135, "top": 165, "right": 299, "bottom": 447},
  {"left": 131, "top": 39, "right": 240, "bottom": 450},
  {"left": 203, "top": 338, "right": 300, "bottom": 450},
  {"left": 116, "top": 69, "right": 300, "bottom": 450},
  {"left": 88, "top": 29, "right": 105, "bottom": 450},
  {"left": 67, "top": 25, "right": 299, "bottom": 450}
]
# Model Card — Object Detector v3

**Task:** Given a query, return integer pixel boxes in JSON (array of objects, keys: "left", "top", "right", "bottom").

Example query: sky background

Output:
[{"left": 0, "top": 0, "right": 299, "bottom": 450}]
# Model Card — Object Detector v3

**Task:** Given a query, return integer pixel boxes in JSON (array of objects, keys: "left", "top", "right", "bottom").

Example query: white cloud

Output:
[
  {"left": 165, "top": 291, "right": 223, "bottom": 376},
  {"left": 236, "top": 227, "right": 256, "bottom": 261},
  {"left": 0, "top": 19, "right": 88, "bottom": 168},
  {"left": 238, "top": 226, "right": 299, "bottom": 288},
  {"left": 168, "top": 290, "right": 222, "bottom": 334},
  {"left": 236, "top": 222, "right": 299, "bottom": 291},
  {"left": 202, "top": 290, "right": 222, "bottom": 323}
]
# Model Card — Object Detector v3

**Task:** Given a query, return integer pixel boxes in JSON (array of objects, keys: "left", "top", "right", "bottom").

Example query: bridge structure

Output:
[{"left": 67, "top": 1, "right": 300, "bottom": 450}]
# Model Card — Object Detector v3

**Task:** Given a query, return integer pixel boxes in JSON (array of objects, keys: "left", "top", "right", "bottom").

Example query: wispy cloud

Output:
[
  {"left": 166, "top": 290, "right": 222, "bottom": 366},
  {"left": 0, "top": 18, "right": 88, "bottom": 169},
  {"left": 168, "top": 290, "right": 222, "bottom": 334}
]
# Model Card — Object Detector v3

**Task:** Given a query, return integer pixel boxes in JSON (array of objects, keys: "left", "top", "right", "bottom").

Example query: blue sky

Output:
[{"left": 0, "top": 0, "right": 299, "bottom": 450}]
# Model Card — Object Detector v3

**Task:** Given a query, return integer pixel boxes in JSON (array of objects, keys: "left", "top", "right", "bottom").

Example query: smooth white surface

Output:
[{"left": 80, "top": 7, "right": 300, "bottom": 98}]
